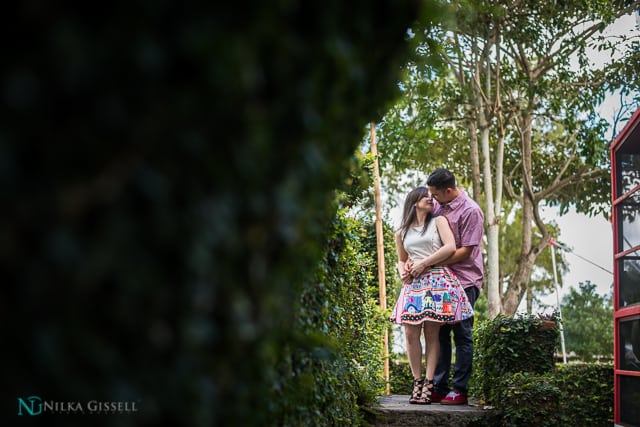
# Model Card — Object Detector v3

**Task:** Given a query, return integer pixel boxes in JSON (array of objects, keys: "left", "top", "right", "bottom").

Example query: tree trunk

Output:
[
  {"left": 479, "top": 113, "right": 502, "bottom": 318},
  {"left": 486, "top": 221, "right": 502, "bottom": 317},
  {"left": 503, "top": 247, "right": 536, "bottom": 315},
  {"left": 503, "top": 112, "right": 536, "bottom": 315},
  {"left": 468, "top": 120, "right": 482, "bottom": 203}
]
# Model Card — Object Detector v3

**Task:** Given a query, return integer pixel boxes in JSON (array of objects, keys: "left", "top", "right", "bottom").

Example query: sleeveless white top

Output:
[{"left": 403, "top": 219, "right": 442, "bottom": 262}]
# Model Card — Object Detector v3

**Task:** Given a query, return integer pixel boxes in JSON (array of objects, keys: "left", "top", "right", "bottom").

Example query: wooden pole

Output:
[{"left": 370, "top": 122, "right": 390, "bottom": 395}]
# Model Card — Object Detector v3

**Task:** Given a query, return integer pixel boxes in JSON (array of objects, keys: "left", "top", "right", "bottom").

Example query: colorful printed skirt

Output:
[{"left": 390, "top": 267, "right": 474, "bottom": 325}]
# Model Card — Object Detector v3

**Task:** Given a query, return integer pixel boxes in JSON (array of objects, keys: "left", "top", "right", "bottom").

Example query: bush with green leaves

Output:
[
  {"left": 272, "top": 207, "right": 385, "bottom": 426},
  {"left": 471, "top": 314, "right": 613, "bottom": 426},
  {"left": 471, "top": 313, "right": 559, "bottom": 404},
  {"left": 556, "top": 363, "right": 613, "bottom": 427},
  {"left": 2, "top": 2, "right": 434, "bottom": 426},
  {"left": 389, "top": 356, "right": 413, "bottom": 395},
  {"left": 488, "top": 363, "right": 614, "bottom": 427},
  {"left": 493, "top": 372, "right": 562, "bottom": 427}
]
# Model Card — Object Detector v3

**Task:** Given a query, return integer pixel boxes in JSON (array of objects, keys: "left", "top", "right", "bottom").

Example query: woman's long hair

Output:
[{"left": 398, "top": 186, "right": 432, "bottom": 241}]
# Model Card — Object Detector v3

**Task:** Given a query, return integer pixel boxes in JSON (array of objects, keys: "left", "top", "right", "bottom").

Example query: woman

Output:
[{"left": 390, "top": 186, "right": 474, "bottom": 404}]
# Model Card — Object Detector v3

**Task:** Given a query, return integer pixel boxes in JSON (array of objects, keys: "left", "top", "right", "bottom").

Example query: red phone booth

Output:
[{"left": 611, "top": 107, "right": 640, "bottom": 427}]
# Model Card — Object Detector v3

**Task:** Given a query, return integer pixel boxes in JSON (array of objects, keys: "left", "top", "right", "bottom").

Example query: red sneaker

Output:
[
  {"left": 430, "top": 391, "right": 445, "bottom": 403},
  {"left": 440, "top": 390, "right": 468, "bottom": 405}
]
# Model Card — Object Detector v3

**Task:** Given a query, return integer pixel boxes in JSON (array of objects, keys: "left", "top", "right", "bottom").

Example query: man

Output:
[{"left": 427, "top": 168, "right": 484, "bottom": 405}]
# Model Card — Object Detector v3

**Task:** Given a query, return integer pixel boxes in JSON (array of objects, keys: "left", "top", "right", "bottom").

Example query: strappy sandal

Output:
[
  {"left": 409, "top": 378, "right": 424, "bottom": 404},
  {"left": 417, "top": 379, "right": 434, "bottom": 404}
]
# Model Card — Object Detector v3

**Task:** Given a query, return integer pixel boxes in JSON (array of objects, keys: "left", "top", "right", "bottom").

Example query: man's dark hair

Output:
[{"left": 427, "top": 168, "right": 456, "bottom": 189}]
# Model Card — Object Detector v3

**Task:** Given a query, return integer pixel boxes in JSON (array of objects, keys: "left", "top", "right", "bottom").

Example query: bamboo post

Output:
[{"left": 370, "top": 122, "right": 390, "bottom": 395}]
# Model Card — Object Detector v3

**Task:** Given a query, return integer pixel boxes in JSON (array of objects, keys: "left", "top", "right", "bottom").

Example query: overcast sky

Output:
[{"left": 531, "top": 206, "right": 614, "bottom": 313}]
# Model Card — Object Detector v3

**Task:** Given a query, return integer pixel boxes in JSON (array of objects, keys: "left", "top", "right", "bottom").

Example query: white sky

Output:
[{"left": 530, "top": 206, "right": 614, "bottom": 313}]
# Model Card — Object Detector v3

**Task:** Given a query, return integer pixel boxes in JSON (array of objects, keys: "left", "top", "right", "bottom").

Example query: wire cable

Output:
[{"left": 549, "top": 238, "right": 613, "bottom": 275}]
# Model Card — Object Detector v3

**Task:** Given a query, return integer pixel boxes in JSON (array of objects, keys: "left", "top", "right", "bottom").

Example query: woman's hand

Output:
[
  {"left": 400, "top": 260, "right": 414, "bottom": 284},
  {"left": 410, "top": 260, "right": 430, "bottom": 277},
  {"left": 409, "top": 261, "right": 422, "bottom": 277},
  {"left": 401, "top": 273, "right": 413, "bottom": 284}
]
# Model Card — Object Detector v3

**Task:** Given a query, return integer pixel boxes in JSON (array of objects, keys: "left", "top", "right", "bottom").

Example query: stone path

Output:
[{"left": 372, "top": 395, "right": 498, "bottom": 427}]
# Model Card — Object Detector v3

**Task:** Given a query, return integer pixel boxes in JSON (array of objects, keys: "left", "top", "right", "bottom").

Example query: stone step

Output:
[{"left": 372, "top": 395, "right": 498, "bottom": 427}]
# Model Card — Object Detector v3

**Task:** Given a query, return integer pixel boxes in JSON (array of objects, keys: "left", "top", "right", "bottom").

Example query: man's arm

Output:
[
  {"left": 440, "top": 246, "right": 474, "bottom": 266},
  {"left": 442, "top": 205, "right": 483, "bottom": 266}
]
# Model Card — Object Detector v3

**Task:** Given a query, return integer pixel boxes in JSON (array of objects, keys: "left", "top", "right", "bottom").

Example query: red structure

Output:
[{"left": 611, "top": 107, "right": 640, "bottom": 427}]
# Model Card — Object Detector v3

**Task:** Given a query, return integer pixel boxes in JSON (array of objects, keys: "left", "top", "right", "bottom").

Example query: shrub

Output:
[
  {"left": 494, "top": 372, "right": 562, "bottom": 427},
  {"left": 472, "top": 313, "right": 559, "bottom": 404},
  {"left": 272, "top": 208, "right": 387, "bottom": 426},
  {"left": 389, "top": 356, "right": 413, "bottom": 395},
  {"left": 556, "top": 363, "right": 613, "bottom": 427},
  {"left": 472, "top": 314, "right": 613, "bottom": 426},
  {"left": 3, "top": 3, "right": 424, "bottom": 426}
]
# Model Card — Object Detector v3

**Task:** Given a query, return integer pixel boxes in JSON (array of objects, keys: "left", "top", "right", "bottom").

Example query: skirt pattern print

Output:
[{"left": 391, "top": 267, "right": 474, "bottom": 325}]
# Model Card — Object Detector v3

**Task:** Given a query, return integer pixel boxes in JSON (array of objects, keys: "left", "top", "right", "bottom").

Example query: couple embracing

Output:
[{"left": 390, "top": 168, "right": 484, "bottom": 405}]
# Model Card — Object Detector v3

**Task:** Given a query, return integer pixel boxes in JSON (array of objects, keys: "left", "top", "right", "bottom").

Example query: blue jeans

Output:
[{"left": 433, "top": 286, "right": 479, "bottom": 396}]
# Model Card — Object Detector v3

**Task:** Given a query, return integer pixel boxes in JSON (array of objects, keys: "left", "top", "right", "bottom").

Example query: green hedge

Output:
[
  {"left": 472, "top": 314, "right": 559, "bottom": 404},
  {"left": 488, "top": 364, "right": 614, "bottom": 427},
  {"left": 3, "top": 2, "right": 426, "bottom": 426},
  {"left": 471, "top": 315, "right": 613, "bottom": 426},
  {"left": 494, "top": 372, "right": 562, "bottom": 427},
  {"left": 272, "top": 207, "right": 385, "bottom": 426},
  {"left": 556, "top": 363, "right": 613, "bottom": 427},
  {"left": 389, "top": 355, "right": 414, "bottom": 395}
]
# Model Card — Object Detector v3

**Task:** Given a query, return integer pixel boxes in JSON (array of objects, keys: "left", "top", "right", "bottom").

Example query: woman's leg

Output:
[
  {"left": 405, "top": 323, "right": 425, "bottom": 403},
  {"left": 423, "top": 321, "right": 441, "bottom": 381},
  {"left": 419, "top": 321, "right": 441, "bottom": 404},
  {"left": 405, "top": 324, "right": 424, "bottom": 379}
]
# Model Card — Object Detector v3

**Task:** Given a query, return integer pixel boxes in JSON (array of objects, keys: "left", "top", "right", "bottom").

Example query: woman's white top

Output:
[{"left": 403, "top": 219, "right": 442, "bottom": 262}]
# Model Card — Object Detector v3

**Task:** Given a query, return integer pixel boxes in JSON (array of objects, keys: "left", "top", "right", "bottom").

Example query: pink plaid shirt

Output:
[{"left": 434, "top": 190, "right": 484, "bottom": 289}]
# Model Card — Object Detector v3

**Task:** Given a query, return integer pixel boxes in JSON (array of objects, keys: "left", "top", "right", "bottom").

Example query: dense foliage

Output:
[
  {"left": 469, "top": 315, "right": 613, "bottom": 427},
  {"left": 493, "top": 372, "right": 562, "bottom": 427},
  {"left": 490, "top": 363, "right": 614, "bottom": 427},
  {"left": 273, "top": 207, "right": 386, "bottom": 426},
  {"left": 556, "top": 363, "right": 614, "bottom": 427},
  {"left": 1, "top": 2, "right": 435, "bottom": 425},
  {"left": 471, "top": 314, "right": 560, "bottom": 405}
]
